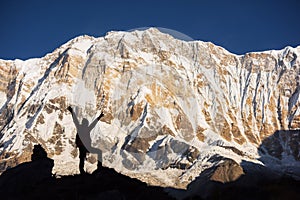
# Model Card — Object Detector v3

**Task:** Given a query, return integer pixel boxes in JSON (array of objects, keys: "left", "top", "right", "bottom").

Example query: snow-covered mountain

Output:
[{"left": 0, "top": 28, "right": 299, "bottom": 189}]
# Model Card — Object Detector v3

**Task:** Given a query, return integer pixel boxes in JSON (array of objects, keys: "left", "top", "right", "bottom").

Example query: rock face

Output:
[
  {"left": 210, "top": 159, "right": 244, "bottom": 183},
  {"left": 0, "top": 28, "right": 299, "bottom": 188}
]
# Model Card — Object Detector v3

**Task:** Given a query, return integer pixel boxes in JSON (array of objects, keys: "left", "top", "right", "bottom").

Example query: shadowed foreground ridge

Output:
[
  {"left": 0, "top": 151, "right": 174, "bottom": 200},
  {"left": 0, "top": 160, "right": 299, "bottom": 200}
]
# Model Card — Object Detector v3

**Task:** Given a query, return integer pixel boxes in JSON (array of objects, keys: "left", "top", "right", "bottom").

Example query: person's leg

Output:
[
  {"left": 79, "top": 147, "right": 86, "bottom": 174},
  {"left": 91, "top": 147, "right": 103, "bottom": 171},
  {"left": 97, "top": 160, "right": 103, "bottom": 170}
]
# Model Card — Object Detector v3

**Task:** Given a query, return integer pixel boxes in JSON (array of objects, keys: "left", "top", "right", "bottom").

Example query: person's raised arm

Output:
[
  {"left": 88, "top": 112, "right": 104, "bottom": 131},
  {"left": 68, "top": 106, "right": 80, "bottom": 129}
]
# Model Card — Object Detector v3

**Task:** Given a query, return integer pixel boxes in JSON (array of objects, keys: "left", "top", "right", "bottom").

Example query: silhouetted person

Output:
[{"left": 68, "top": 106, "right": 104, "bottom": 174}]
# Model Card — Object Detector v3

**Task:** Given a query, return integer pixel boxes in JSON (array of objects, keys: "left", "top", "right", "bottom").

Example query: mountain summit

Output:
[{"left": 0, "top": 28, "right": 299, "bottom": 190}]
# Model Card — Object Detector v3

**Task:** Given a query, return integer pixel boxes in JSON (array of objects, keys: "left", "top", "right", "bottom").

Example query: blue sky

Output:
[{"left": 0, "top": 0, "right": 299, "bottom": 59}]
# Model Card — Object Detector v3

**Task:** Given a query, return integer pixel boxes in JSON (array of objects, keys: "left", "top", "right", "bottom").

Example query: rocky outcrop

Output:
[{"left": 210, "top": 159, "right": 244, "bottom": 183}]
